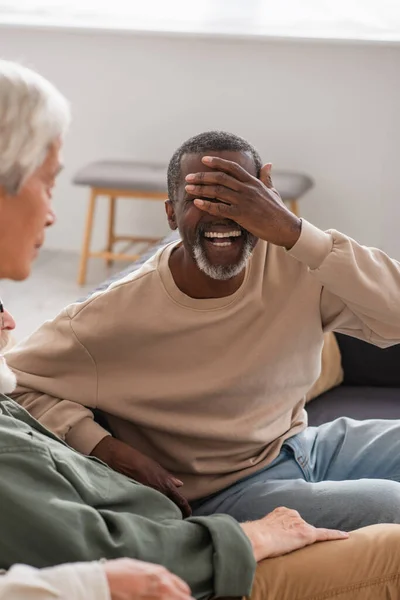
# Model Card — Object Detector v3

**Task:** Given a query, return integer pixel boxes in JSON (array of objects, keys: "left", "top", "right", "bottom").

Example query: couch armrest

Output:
[{"left": 335, "top": 333, "right": 400, "bottom": 387}]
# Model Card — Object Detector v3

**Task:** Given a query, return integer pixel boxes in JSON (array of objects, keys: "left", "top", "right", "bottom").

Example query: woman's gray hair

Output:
[{"left": 0, "top": 60, "right": 70, "bottom": 194}]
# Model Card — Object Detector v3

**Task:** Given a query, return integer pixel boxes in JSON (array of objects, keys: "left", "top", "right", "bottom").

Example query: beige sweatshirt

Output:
[{"left": 7, "top": 220, "right": 400, "bottom": 501}]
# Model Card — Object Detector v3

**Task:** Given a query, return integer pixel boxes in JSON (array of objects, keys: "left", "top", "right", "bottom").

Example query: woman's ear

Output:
[{"left": 165, "top": 199, "right": 178, "bottom": 231}]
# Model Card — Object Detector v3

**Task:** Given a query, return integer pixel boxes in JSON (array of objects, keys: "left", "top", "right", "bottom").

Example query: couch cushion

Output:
[
  {"left": 307, "top": 385, "right": 400, "bottom": 426},
  {"left": 305, "top": 333, "right": 343, "bottom": 402},
  {"left": 336, "top": 333, "right": 400, "bottom": 387}
]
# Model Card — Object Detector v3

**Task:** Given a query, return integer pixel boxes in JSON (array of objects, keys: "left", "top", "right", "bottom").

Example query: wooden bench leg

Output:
[
  {"left": 289, "top": 199, "right": 299, "bottom": 216},
  {"left": 106, "top": 196, "right": 116, "bottom": 267},
  {"left": 77, "top": 189, "right": 97, "bottom": 285}
]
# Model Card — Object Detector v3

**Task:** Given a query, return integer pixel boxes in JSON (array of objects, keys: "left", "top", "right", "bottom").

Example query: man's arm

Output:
[
  {"left": 184, "top": 156, "right": 400, "bottom": 347},
  {"left": 5, "top": 306, "right": 109, "bottom": 454},
  {"left": 0, "top": 446, "right": 256, "bottom": 600},
  {"left": 0, "top": 560, "right": 195, "bottom": 600},
  {"left": 5, "top": 303, "right": 192, "bottom": 515},
  {"left": 288, "top": 220, "right": 400, "bottom": 346}
]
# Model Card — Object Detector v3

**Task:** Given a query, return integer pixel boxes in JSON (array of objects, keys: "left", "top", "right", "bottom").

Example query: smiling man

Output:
[
  {"left": 7, "top": 130, "right": 400, "bottom": 531},
  {"left": 167, "top": 148, "right": 261, "bottom": 285}
]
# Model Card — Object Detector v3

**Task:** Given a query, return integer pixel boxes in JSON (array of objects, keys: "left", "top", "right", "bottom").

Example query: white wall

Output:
[{"left": 1, "top": 26, "right": 399, "bottom": 256}]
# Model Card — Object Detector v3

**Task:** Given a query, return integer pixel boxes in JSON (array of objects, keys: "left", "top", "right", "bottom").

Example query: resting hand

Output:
[
  {"left": 91, "top": 437, "right": 192, "bottom": 517},
  {"left": 104, "top": 558, "right": 194, "bottom": 600},
  {"left": 241, "top": 506, "right": 349, "bottom": 561},
  {"left": 185, "top": 157, "right": 302, "bottom": 249}
]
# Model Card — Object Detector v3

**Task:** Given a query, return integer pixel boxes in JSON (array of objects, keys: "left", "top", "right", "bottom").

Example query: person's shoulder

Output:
[
  {"left": 0, "top": 397, "right": 50, "bottom": 456},
  {"left": 68, "top": 241, "right": 178, "bottom": 320}
]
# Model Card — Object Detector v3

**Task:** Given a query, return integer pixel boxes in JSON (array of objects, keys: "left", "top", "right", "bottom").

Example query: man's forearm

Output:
[
  {"left": 5, "top": 306, "right": 101, "bottom": 440},
  {"left": 288, "top": 220, "right": 400, "bottom": 344},
  {"left": 0, "top": 446, "right": 255, "bottom": 599}
]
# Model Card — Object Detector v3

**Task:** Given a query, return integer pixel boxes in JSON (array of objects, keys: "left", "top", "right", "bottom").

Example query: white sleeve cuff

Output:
[
  {"left": 39, "top": 562, "right": 111, "bottom": 600},
  {"left": 0, "top": 563, "right": 110, "bottom": 600}
]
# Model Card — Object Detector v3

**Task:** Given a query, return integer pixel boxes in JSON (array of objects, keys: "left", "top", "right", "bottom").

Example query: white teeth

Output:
[
  {"left": 204, "top": 231, "right": 241, "bottom": 238},
  {"left": 211, "top": 241, "right": 231, "bottom": 246}
]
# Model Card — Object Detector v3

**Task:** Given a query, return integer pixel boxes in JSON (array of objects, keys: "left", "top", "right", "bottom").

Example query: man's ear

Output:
[
  {"left": 165, "top": 199, "right": 178, "bottom": 231},
  {"left": 259, "top": 163, "right": 272, "bottom": 188},
  {"left": 259, "top": 163, "right": 284, "bottom": 207}
]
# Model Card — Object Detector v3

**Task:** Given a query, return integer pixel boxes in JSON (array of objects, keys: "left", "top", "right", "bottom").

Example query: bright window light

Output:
[{"left": 0, "top": 0, "right": 400, "bottom": 42}]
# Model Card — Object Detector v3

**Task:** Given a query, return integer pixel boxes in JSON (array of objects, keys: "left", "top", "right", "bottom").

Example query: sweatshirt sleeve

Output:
[
  {"left": 0, "top": 446, "right": 256, "bottom": 600},
  {"left": 288, "top": 219, "right": 400, "bottom": 347},
  {"left": 5, "top": 307, "right": 109, "bottom": 454},
  {"left": 0, "top": 563, "right": 110, "bottom": 600}
]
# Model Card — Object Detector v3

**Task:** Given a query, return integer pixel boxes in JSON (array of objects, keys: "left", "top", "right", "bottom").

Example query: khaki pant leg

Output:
[{"left": 249, "top": 524, "right": 400, "bottom": 600}]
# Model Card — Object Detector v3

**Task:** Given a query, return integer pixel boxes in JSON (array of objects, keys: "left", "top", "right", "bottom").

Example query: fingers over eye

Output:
[
  {"left": 185, "top": 184, "right": 217, "bottom": 199},
  {"left": 185, "top": 171, "right": 243, "bottom": 191},
  {"left": 194, "top": 199, "right": 236, "bottom": 217},
  {"left": 201, "top": 156, "right": 252, "bottom": 183},
  {"left": 185, "top": 184, "right": 238, "bottom": 204}
]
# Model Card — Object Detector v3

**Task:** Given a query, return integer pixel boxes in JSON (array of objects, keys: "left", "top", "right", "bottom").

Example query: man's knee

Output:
[
  {"left": 248, "top": 524, "right": 400, "bottom": 600},
  {"left": 308, "top": 480, "right": 400, "bottom": 529},
  {"left": 352, "top": 481, "right": 400, "bottom": 526},
  {"left": 351, "top": 523, "right": 400, "bottom": 555}
]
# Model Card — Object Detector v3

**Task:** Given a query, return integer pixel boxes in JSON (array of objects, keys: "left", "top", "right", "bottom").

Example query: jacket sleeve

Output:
[
  {"left": 288, "top": 220, "right": 400, "bottom": 347},
  {"left": 0, "top": 446, "right": 256, "bottom": 600},
  {"left": 0, "top": 563, "right": 110, "bottom": 600},
  {"left": 5, "top": 307, "right": 109, "bottom": 454}
]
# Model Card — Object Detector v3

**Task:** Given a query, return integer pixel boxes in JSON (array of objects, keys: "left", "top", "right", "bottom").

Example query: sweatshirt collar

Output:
[{"left": 157, "top": 241, "right": 254, "bottom": 311}]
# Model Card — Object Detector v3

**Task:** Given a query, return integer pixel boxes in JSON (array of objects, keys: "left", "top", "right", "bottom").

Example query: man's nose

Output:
[
  {"left": 46, "top": 208, "right": 56, "bottom": 227},
  {"left": 2, "top": 310, "right": 16, "bottom": 331}
]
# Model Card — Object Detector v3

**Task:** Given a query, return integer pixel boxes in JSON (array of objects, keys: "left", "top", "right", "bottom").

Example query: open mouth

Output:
[
  {"left": 194, "top": 224, "right": 253, "bottom": 279},
  {"left": 202, "top": 229, "right": 242, "bottom": 248}
]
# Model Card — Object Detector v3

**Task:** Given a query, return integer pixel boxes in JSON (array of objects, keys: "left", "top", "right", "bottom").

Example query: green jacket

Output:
[{"left": 0, "top": 396, "right": 256, "bottom": 599}]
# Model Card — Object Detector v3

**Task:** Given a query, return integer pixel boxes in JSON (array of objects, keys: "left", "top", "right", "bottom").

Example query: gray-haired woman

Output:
[{"left": 0, "top": 59, "right": 192, "bottom": 600}]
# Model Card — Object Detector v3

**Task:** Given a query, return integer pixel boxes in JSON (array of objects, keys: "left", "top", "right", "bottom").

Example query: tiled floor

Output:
[{"left": 1, "top": 250, "right": 122, "bottom": 342}]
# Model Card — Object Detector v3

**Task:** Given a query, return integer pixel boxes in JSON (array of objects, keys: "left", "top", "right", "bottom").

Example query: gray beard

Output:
[
  {"left": 0, "top": 331, "right": 17, "bottom": 395},
  {"left": 193, "top": 236, "right": 253, "bottom": 281},
  {"left": 0, "top": 359, "right": 17, "bottom": 395}
]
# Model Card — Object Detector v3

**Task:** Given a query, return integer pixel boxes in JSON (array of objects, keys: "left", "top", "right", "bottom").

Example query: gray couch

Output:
[
  {"left": 307, "top": 333, "right": 400, "bottom": 426},
  {"left": 90, "top": 232, "right": 400, "bottom": 427}
]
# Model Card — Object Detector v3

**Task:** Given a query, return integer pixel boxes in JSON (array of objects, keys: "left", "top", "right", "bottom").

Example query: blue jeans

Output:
[{"left": 191, "top": 418, "right": 400, "bottom": 530}]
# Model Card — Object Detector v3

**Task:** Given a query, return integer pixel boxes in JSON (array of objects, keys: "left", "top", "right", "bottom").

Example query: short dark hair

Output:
[{"left": 167, "top": 130, "right": 262, "bottom": 202}]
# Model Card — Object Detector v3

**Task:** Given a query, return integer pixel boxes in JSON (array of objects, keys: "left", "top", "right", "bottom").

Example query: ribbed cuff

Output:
[
  {"left": 287, "top": 219, "right": 333, "bottom": 270},
  {"left": 65, "top": 416, "right": 110, "bottom": 455},
  {"left": 189, "top": 514, "right": 256, "bottom": 597}
]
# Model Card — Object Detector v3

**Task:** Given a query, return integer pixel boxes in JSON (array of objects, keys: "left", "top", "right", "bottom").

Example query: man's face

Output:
[
  {"left": 0, "top": 308, "right": 16, "bottom": 395},
  {"left": 166, "top": 150, "right": 259, "bottom": 281}
]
